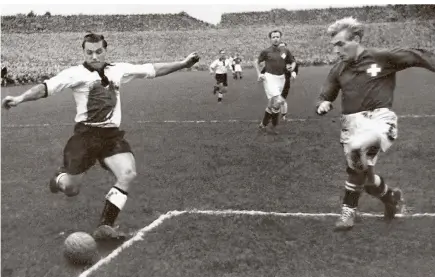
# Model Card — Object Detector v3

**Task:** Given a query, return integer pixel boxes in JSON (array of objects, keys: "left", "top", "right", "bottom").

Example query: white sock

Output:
[
  {"left": 106, "top": 187, "right": 128, "bottom": 210},
  {"left": 280, "top": 101, "right": 288, "bottom": 115}
]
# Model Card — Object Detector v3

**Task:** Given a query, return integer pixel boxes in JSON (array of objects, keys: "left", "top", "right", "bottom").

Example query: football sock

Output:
[
  {"left": 218, "top": 92, "right": 223, "bottom": 102},
  {"left": 262, "top": 111, "right": 272, "bottom": 126},
  {"left": 280, "top": 101, "right": 288, "bottom": 115},
  {"left": 271, "top": 112, "right": 279, "bottom": 127},
  {"left": 343, "top": 182, "right": 362, "bottom": 208},
  {"left": 365, "top": 175, "right": 391, "bottom": 201},
  {"left": 99, "top": 186, "right": 128, "bottom": 227}
]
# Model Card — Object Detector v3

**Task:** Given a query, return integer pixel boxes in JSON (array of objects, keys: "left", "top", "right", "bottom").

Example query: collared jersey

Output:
[
  {"left": 210, "top": 59, "right": 232, "bottom": 74},
  {"left": 44, "top": 62, "right": 156, "bottom": 128},
  {"left": 258, "top": 45, "right": 295, "bottom": 76},
  {"left": 319, "top": 48, "right": 435, "bottom": 114}
]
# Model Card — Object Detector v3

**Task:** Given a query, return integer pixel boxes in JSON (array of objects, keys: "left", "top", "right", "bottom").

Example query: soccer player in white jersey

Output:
[
  {"left": 209, "top": 50, "right": 233, "bottom": 102},
  {"left": 2, "top": 33, "right": 200, "bottom": 240},
  {"left": 316, "top": 17, "right": 435, "bottom": 231}
]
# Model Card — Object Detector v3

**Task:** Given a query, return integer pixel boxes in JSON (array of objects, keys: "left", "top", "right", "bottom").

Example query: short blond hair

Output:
[{"left": 327, "top": 17, "right": 364, "bottom": 39}]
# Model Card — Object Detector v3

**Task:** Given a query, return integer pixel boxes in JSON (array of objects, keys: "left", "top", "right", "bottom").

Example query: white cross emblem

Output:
[{"left": 367, "top": 64, "right": 381, "bottom": 77}]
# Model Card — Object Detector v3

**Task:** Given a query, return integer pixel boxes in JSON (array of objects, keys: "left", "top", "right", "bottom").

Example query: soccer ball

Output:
[{"left": 63, "top": 232, "right": 98, "bottom": 265}]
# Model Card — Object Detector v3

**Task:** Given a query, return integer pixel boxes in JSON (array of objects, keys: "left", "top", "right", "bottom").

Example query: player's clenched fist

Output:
[
  {"left": 184, "top": 52, "right": 200, "bottom": 67},
  {"left": 257, "top": 74, "right": 265, "bottom": 82},
  {"left": 316, "top": 101, "right": 333, "bottom": 115},
  {"left": 2, "top": 96, "right": 21, "bottom": 110}
]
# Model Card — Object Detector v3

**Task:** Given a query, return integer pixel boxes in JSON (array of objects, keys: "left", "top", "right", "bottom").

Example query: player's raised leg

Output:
[
  {"left": 365, "top": 166, "right": 403, "bottom": 220},
  {"left": 269, "top": 95, "right": 285, "bottom": 134},
  {"left": 49, "top": 131, "right": 94, "bottom": 197},
  {"left": 93, "top": 152, "right": 136, "bottom": 240},
  {"left": 342, "top": 125, "right": 402, "bottom": 225}
]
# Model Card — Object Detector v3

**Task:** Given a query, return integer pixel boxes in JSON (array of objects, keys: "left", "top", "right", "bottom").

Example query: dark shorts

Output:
[
  {"left": 215, "top": 73, "right": 228, "bottom": 87},
  {"left": 63, "top": 123, "right": 133, "bottom": 175},
  {"left": 281, "top": 73, "right": 291, "bottom": 99}
]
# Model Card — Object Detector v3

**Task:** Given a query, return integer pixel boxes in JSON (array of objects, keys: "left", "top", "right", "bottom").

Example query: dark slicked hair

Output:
[
  {"left": 82, "top": 32, "right": 108, "bottom": 49},
  {"left": 268, "top": 29, "right": 282, "bottom": 38}
]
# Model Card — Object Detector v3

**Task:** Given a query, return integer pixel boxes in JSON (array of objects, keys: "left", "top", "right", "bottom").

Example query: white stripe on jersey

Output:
[{"left": 44, "top": 63, "right": 155, "bottom": 128}]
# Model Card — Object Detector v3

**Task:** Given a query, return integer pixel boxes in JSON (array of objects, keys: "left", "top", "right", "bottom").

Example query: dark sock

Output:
[
  {"left": 99, "top": 187, "right": 128, "bottom": 227},
  {"left": 343, "top": 189, "right": 361, "bottom": 208},
  {"left": 271, "top": 113, "right": 279, "bottom": 126},
  {"left": 380, "top": 188, "right": 395, "bottom": 203},
  {"left": 365, "top": 176, "right": 388, "bottom": 199},
  {"left": 262, "top": 111, "right": 272, "bottom": 126}
]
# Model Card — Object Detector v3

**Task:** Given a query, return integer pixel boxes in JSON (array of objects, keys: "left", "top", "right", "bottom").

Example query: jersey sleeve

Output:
[
  {"left": 318, "top": 63, "right": 341, "bottom": 103},
  {"left": 209, "top": 59, "right": 218, "bottom": 70},
  {"left": 258, "top": 50, "right": 267, "bottom": 63},
  {"left": 383, "top": 48, "right": 435, "bottom": 72},
  {"left": 43, "top": 68, "right": 79, "bottom": 96},
  {"left": 116, "top": 63, "right": 156, "bottom": 84},
  {"left": 285, "top": 49, "right": 296, "bottom": 64}
]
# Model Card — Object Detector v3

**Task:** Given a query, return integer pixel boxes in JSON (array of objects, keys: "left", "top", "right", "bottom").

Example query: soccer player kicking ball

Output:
[
  {"left": 255, "top": 30, "right": 296, "bottom": 134},
  {"left": 2, "top": 32, "right": 200, "bottom": 240},
  {"left": 316, "top": 17, "right": 435, "bottom": 231}
]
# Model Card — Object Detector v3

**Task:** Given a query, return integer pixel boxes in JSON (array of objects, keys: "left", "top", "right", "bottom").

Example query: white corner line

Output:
[{"left": 78, "top": 210, "right": 186, "bottom": 277}]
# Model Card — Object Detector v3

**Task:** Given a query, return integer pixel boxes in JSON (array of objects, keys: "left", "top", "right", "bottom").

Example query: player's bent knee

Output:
[
  {"left": 346, "top": 167, "right": 367, "bottom": 185},
  {"left": 118, "top": 169, "right": 137, "bottom": 184}
]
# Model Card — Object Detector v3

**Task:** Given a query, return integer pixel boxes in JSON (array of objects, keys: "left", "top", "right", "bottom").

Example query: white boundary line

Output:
[
  {"left": 78, "top": 208, "right": 435, "bottom": 277},
  {"left": 79, "top": 210, "right": 185, "bottom": 277},
  {"left": 4, "top": 114, "right": 435, "bottom": 128}
]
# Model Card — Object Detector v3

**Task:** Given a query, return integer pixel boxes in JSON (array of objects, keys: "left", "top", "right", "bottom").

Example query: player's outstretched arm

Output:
[
  {"left": 385, "top": 48, "right": 435, "bottom": 72},
  {"left": 2, "top": 84, "right": 46, "bottom": 110},
  {"left": 153, "top": 52, "right": 200, "bottom": 77}
]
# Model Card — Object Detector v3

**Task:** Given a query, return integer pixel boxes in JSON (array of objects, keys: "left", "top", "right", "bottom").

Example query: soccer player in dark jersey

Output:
[
  {"left": 316, "top": 17, "right": 435, "bottom": 231},
  {"left": 255, "top": 30, "right": 296, "bottom": 134},
  {"left": 233, "top": 54, "right": 243, "bottom": 80},
  {"left": 260, "top": 42, "right": 298, "bottom": 120}
]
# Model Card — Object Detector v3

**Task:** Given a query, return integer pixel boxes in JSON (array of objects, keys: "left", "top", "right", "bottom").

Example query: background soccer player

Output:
[
  {"left": 2, "top": 32, "right": 200, "bottom": 240},
  {"left": 278, "top": 42, "right": 298, "bottom": 120},
  {"left": 255, "top": 30, "right": 296, "bottom": 134},
  {"left": 233, "top": 53, "right": 243, "bottom": 80},
  {"left": 209, "top": 50, "right": 233, "bottom": 102},
  {"left": 316, "top": 17, "right": 435, "bottom": 231}
]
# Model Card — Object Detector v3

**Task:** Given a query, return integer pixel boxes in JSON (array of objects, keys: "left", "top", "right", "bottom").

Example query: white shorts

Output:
[
  {"left": 263, "top": 72, "right": 285, "bottom": 99},
  {"left": 340, "top": 108, "right": 398, "bottom": 170},
  {"left": 234, "top": 64, "right": 242, "bottom": 72}
]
